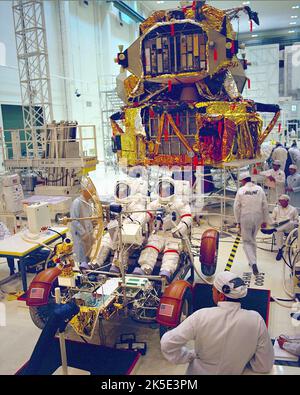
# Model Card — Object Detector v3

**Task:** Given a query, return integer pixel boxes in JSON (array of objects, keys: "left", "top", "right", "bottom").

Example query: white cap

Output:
[
  {"left": 80, "top": 177, "right": 94, "bottom": 194},
  {"left": 289, "top": 164, "right": 297, "bottom": 170},
  {"left": 239, "top": 172, "right": 251, "bottom": 181},
  {"left": 273, "top": 160, "right": 281, "bottom": 166},
  {"left": 213, "top": 271, "right": 248, "bottom": 299},
  {"left": 279, "top": 194, "right": 290, "bottom": 201}
]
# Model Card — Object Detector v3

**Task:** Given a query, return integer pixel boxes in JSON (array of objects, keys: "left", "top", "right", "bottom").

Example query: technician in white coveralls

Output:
[
  {"left": 88, "top": 177, "right": 147, "bottom": 273},
  {"left": 160, "top": 271, "right": 274, "bottom": 375},
  {"left": 271, "top": 194, "right": 299, "bottom": 261},
  {"left": 286, "top": 164, "right": 300, "bottom": 212},
  {"left": 288, "top": 141, "right": 300, "bottom": 170},
  {"left": 261, "top": 160, "right": 286, "bottom": 205},
  {"left": 70, "top": 180, "right": 94, "bottom": 264},
  {"left": 133, "top": 177, "right": 192, "bottom": 281},
  {"left": 234, "top": 172, "right": 270, "bottom": 275},
  {"left": 271, "top": 142, "right": 288, "bottom": 171}
]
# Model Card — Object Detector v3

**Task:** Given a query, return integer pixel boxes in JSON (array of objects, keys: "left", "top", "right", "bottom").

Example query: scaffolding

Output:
[
  {"left": 0, "top": 123, "right": 98, "bottom": 184},
  {"left": 9, "top": 1, "right": 98, "bottom": 191},
  {"left": 100, "top": 76, "right": 124, "bottom": 169},
  {"left": 13, "top": 0, "right": 53, "bottom": 132}
]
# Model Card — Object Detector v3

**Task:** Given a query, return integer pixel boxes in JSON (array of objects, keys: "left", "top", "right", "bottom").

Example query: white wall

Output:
[
  {"left": 243, "top": 44, "right": 280, "bottom": 105},
  {"left": 242, "top": 44, "right": 282, "bottom": 138},
  {"left": 0, "top": 0, "right": 139, "bottom": 162},
  {"left": 0, "top": 1, "right": 20, "bottom": 106}
]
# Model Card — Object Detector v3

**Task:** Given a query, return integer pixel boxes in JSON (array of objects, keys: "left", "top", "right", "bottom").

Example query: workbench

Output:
[{"left": 0, "top": 227, "right": 68, "bottom": 292}]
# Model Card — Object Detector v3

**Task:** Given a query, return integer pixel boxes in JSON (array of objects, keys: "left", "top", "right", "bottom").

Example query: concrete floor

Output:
[{"left": 1, "top": 218, "right": 300, "bottom": 375}]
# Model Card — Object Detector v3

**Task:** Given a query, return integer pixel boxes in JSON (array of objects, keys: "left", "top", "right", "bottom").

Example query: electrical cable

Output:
[
  {"left": 270, "top": 297, "right": 295, "bottom": 302},
  {"left": 48, "top": 228, "right": 66, "bottom": 241},
  {"left": 270, "top": 297, "right": 294, "bottom": 308}
]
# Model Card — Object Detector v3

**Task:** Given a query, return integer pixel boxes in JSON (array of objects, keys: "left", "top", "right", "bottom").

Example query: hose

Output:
[{"left": 20, "top": 231, "right": 54, "bottom": 252}]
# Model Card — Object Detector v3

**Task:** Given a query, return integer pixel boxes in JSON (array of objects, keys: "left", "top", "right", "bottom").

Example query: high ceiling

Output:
[{"left": 141, "top": 1, "right": 300, "bottom": 34}]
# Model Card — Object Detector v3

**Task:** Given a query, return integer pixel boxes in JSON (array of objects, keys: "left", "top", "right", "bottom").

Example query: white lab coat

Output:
[
  {"left": 70, "top": 197, "right": 94, "bottom": 263},
  {"left": 261, "top": 169, "right": 286, "bottom": 205},
  {"left": 287, "top": 173, "right": 300, "bottom": 212},
  {"left": 161, "top": 301, "right": 274, "bottom": 375},
  {"left": 271, "top": 204, "right": 299, "bottom": 249},
  {"left": 288, "top": 147, "right": 300, "bottom": 171},
  {"left": 271, "top": 146, "right": 288, "bottom": 171},
  {"left": 234, "top": 182, "right": 269, "bottom": 267}
]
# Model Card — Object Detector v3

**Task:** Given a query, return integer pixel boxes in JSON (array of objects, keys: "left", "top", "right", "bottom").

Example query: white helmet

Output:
[
  {"left": 115, "top": 180, "right": 132, "bottom": 204},
  {"left": 157, "top": 177, "right": 175, "bottom": 204},
  {"left": 114, "top": 178, "right": 147, "bottom": 204}
]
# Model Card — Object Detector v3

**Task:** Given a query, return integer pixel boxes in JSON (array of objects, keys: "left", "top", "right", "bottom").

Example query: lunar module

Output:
[{"left": 111, "top": 0, "right": 281, "bottom": 167}]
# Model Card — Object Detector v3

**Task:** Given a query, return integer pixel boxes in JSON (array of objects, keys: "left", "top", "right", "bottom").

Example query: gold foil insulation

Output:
[
  {"left": 140, "top": 10, "right": 166, "bottom": 35},
  {"left": 124, "top": 75, "right": 143, "bottom": 100},
  {"left": 201, "top": 5, "right": 235, "bottom": 39},
  {"left": 112, "top": 108, "right": 146, "bottom": 166},
  {"left": 112, "top": 102, "right": 269, "bottom": 166}
]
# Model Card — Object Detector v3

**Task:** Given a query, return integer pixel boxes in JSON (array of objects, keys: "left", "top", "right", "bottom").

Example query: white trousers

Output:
[
  {"left": 240, "top": 214, "right": 261, "bottom": 267},
  {"left": 274, "top": 223, "right": 295, "bottom": 249},
  {"left": 138, "top": 233, "right": 182, "bottom": 275},
  {"left": 96, "top": 232, "right": 133, "bottom": 269}
]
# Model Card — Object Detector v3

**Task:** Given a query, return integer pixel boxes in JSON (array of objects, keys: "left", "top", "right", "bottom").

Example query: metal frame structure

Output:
[
  {"left": 100, "top": 83, "right": 124, "bottom": 169},
  {"left": 9, "top": 1, "right": 98, "bottom": 191},
  {"left": 13, "top": 0, "right": 53, "bottom": 134},
  {"left": 1, "top": 124, "right": 97, "bottom": 173},
  {"left": 195, "top": 159, "right": 264, "bottom": 233}
]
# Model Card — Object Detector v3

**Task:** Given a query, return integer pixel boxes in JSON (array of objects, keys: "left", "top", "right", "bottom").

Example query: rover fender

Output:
[
  {"left": 26, "top": 267, "right": 62, "bottom": 307},
  {"left": 157, "top": 280, "right": 193, "bottom": 328},
  {"left": 200, "top": 229, "right": 219, "bottom": 276}
]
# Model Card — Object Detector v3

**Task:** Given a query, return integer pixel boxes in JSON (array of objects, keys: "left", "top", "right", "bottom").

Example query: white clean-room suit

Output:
[
  {"left": 271, "top": 204, "right": 299, "bottom": 249},
  {"left": 287, "top": 172, "right": 300, "bottom": 212},
  {"left": 234, "top": 182, "right": 270, "bottom": 268},
  {"left": 70, "top": 197, "right": 94, "bottom": 263},
  {"left": 289, "top": 146, "right": 300, "bottom": 170},
  {"left": 161, "top": 302, "right": 274, "bottom": 375},
  {"left": 271, "top": 146, "right": 288, "bottom": 171},
  {"left": 261, "top": 168, "right": 286, "bottom": 205}
]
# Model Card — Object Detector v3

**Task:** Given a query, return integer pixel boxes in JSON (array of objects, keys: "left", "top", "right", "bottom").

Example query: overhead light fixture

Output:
[
  {"left": 290, "top": 21, "right": 297, "bottom": 24},
  {"left": 292, "top": 5, "right": 300, "bottom": 9},
  {"left": 156, "top": 1, "right": 165, "bottom": 3},
  {"left": 291, "top": 15, "right": 298, "bottom": 18},
  {"left": 243, "top": 1, "right": 250, "bottom": 4},
  {"left": 252, "top": 34, "right": 258, "bottom": 37},
  {"left": 288, "top": 30, "right": 296, "bottom": 33}
]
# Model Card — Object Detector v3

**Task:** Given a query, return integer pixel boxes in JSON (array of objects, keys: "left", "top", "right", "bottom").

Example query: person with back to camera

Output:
[
  {"left": 234, "top": 172, "right": 270, "bottom": 275},
  {"left": 160, "top": 271, "right": 274, "bottom": 375}
]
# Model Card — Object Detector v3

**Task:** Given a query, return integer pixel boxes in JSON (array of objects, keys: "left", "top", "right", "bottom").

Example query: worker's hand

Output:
[
  {"left": 236, "top": 223, "right": 241, "bottom": 232},
  {"left": 261, "top": 222, "right": 267, "bottom": 229},
  {"left": 277, "top": 337, "right": 287, "bottom": 349}
]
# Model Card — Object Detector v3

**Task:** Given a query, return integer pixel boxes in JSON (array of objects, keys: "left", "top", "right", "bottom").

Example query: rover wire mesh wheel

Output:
[
  {"left": 159, "top": 287, "right": 193, "bottom": 339},
  {"left": 29, "top": 301, "right": 56, "bottom": 330}
]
